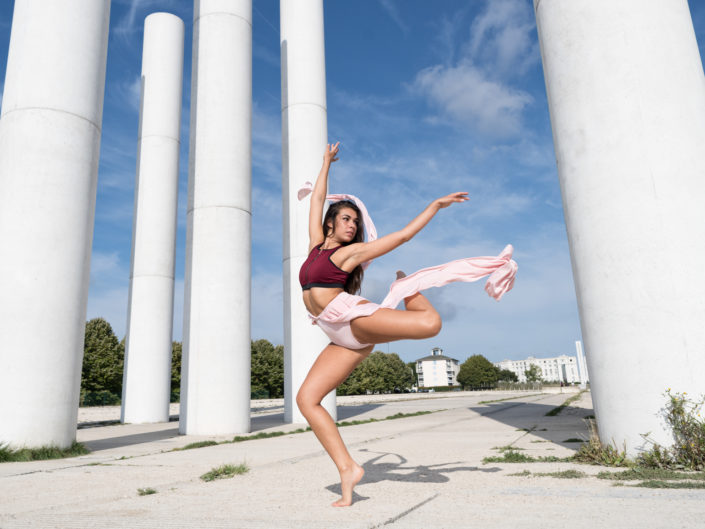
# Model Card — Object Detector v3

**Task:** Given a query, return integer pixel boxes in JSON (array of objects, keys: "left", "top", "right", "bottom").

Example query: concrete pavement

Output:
[{"left": 2, "top": 389, "right": 703, "bottom": 528}]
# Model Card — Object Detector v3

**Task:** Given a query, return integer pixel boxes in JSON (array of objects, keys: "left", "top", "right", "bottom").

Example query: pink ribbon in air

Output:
[
  {"left": 379, "top": 244, "right": 518, "bottom": 307},
  {"left": 298, "top": 181, "right": 378, "bottom": 269}
]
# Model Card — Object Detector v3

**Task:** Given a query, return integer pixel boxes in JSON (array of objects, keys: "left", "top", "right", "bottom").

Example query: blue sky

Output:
[{"left": 2, "top": 1, "right": 705, "bottom": 364}]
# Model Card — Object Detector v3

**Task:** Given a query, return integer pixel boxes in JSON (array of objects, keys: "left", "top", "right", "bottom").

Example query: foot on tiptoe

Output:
[
  {"left": 331, "top": 463, "right": 364, "bottom": 507},
  {"left": 395, "top": 270, "right": 406, "bottom": 280}
]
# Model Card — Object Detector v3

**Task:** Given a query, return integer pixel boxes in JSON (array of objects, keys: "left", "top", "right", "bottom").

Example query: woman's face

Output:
[{"left": 329, "top": 207, "right": 359, "bottom": 243}]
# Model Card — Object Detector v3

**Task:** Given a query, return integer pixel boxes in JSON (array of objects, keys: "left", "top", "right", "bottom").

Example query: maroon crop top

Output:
[{"left": 299, "top": 244, "right": 350, "bottom": 290}]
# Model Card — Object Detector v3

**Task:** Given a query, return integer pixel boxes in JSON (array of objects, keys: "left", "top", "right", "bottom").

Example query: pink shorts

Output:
[{"left": 309, "top": 292, "right": 381, "bottom": 350}]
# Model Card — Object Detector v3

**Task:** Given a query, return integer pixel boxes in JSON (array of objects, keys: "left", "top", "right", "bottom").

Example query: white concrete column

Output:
[
  {"left": 535, "top": 0, "right": 705, "bottom": 454},
  {"left": 575, "top": 341, "right": 587, "bottom": 390},
  {"left": 121, "top": 13, "right": 184, "bottom": 424},
  {"left": 180, "top": 0, "right": 252, "bottom": 435},
  {"left": 281, "top": 0, "right": 336, "bottom": 423},
  {"left": 0, "top": 0, "right": 110, "bottom": 449}
]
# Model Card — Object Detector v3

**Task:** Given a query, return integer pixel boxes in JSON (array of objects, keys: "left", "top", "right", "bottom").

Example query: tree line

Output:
[
  {"left": 81, "top": 318, "right": 545, "bottom": 405},
  {"left": 80, "top": 318, "right": 417, "bottom": 406}
]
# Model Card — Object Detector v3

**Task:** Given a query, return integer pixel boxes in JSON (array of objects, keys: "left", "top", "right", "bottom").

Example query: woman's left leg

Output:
[{"left": 296, "top": 342, "right": 374, "bottom": 507}]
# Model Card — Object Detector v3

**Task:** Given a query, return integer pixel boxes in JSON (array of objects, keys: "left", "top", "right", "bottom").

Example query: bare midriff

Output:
[
  {"left": 302, "top": 287, "right": 345, "bottom": 317},
  {"left": 302, "top": 287, "right": 370, "bottom": 317}
]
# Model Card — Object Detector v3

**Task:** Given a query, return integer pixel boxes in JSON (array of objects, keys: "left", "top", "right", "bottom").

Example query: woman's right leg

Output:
[{"left": 296, "top": 342, "right": 373, "bottom": 507}]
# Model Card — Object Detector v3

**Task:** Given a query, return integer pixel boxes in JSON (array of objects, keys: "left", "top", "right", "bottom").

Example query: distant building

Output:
[
  {"left": 494, "top": 355, "right": 580, "bottom": 384},
  {"left": 416, "top": 347, "right": 460, "bottom": 388}
]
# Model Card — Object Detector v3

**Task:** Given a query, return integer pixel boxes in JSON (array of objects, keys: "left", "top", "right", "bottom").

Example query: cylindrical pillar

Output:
[
  {"left": 281, "top": 0, "right": 337, "bottom": 424},
  {"left": 121, "top": 13, "right": 184, "bottom": 424},
  {"left": 0, "top": 0, "right": 110, "bottom": 448},
  {"left": 535, "top": 0, "right": 705, "bottom": 453},
  {"left": 180, "top": 0, "right": 252, "bottom": 435},
  {"left": 575, "top": 341, "right": 587, "bottom": 390}
]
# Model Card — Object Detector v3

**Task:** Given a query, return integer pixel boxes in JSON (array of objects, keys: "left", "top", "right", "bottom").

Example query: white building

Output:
[
  {"left": 416, "top": 347, "right": 460, "bottom": 388},
  {"left": 495, "top": 355, "right": 581, "bottom": 384}
]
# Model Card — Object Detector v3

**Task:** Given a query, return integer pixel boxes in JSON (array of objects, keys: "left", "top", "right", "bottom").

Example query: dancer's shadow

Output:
[{"left": 325, "top": 448, "right": 501, "bottom": 503}]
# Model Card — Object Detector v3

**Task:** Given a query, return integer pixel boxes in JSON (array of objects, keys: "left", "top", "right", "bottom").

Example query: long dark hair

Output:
[{"left": 323, "top": 200, "right": 364, "bottom": 294}]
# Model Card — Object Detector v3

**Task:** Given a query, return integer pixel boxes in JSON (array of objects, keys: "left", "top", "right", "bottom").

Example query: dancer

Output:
[{"left": 297, "top": 142, "right": 517, "bottom": 507}]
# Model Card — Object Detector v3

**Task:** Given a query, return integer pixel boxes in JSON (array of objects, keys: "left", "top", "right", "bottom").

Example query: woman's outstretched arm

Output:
[
  {"left": 344, "top": 192, "right": 469, "bottom": 268},
  {"left": 308, "top": 142, "right": 340, "bottom": 251}
]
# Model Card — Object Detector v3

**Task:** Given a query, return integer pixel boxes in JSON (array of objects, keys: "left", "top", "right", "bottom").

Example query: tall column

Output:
[
  {"left": 281, "top": 0, "right": 336, "bottom": 423},
  {"left": 180, "top": 0, "right": 252, "bottom": 435},
  {"left": 535, "top": 0, "right": 705, "bottom": 453},
  {"left": 0, "top": 0, "right": 110, "bottom": 448},
  {"left": 575, "top": 341, "right": 587, "bottom": 390},
  {"left": 121, "top": 13, "right": 184, "bottom": 424}
]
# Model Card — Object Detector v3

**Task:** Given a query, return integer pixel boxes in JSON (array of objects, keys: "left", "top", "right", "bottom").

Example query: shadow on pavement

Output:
[
  {"left": 325, "top": 448, "right": 501, "bottom": 503},
  {"left": 83, "top": 427, "right": 180, "bottom": 451},
  {"left": 468, "top": 398, "right": 594, "bottom": 447}
]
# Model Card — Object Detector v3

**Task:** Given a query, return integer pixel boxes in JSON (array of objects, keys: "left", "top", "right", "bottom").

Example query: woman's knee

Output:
[
  {"left": 296, "top": 386, "right": 322, "bottom": 415},
  {"left": 420, "top": 311, "right": 442, "bottom": 338}
]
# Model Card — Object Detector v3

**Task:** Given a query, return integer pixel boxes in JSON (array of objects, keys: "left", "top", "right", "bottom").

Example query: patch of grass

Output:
[
  {"left": 571, "top": 420, "right": 632, "bottom": 467},
  {"left": 584, "top": 414, "right": 595, "bottom": 419},
  {"left": 597, "top": 468, "right": 705, "bottom": 481},
  {"left": 530, "top": 440, "right": 548, "bottom": 443},
  {"left": 337, "top": 410, "right": 435, "bottom": 427},
  {"left": 563, "top": 438, "right": 584, "bottom": 443},
  {"left": 179, "top": 440, "right": 219, "bottom": 450},
  {"left": 633, "top": 480, "right": 705, "bottom": 489},
  {"left": 536, "top": 469, "right": 586, "bottom": 479},
  {"left": 479, "top": 394, "right": 543, "bottom": 405},
  {"left": 492, "top": 445, "right": 525, "bottom": 452},
  {"left": 511, "top": 469, "right": 587, "bottom": 479},
  {"left": 573, "top": 439, "right": 631, "bottom": 467},
  {"left": 637, "top": 390, "right": 705, "bottom": 471},
  {"left": 483, "top": 450, "right": 570, "bottom": 464},
  {"left": 200, "top": 463, "right": 249, "bottom": 482},
  {"left": 0, "top": 441, "right": 89, "bottom": 463},
  {"left": 545, "top": 391, "right": 585, "bottom": 417},
  {"left": 137, "top": 488, "right": 157, "bottom": 496},
  {"left": 171, "top": 410, "right": 441, "bottom": 454},
  {"left": 232, "top": 430, "right": 295, "bottom": 442}
]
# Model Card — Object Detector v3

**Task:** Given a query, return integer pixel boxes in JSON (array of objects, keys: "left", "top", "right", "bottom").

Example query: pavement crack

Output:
[{"left": 372, "top": 492, "right": 440, "bottom": 527}]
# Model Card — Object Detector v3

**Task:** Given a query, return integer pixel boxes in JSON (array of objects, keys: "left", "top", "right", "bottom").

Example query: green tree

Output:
[
  {"left": 524, "top": 364, "right": 543, "bottom": 382},
  {"left": 82, "top": 318, "right": 124, "bottom": 397},
  {"left": 251, "top": 339, "right": 284, "bottom": 398},
  {"left": 339, "top": 352, "right": 414, "bottom": 395},
  {"left": 171, "top": 341, "right": 182, "bottom": 402},
  {"left": 457, "top": 354, "right": 498, "bottom": 389},
  {"left": 496, "top": 368, "right": 518, "bottom": 382}
]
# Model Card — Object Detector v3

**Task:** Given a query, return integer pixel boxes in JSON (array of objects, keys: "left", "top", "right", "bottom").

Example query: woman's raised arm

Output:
[
  {"left": 308, "top": 142, "right": 340, "bottom": 252},
  {"left": 344, "top": 192, "right": 469, "bottom": 268}
]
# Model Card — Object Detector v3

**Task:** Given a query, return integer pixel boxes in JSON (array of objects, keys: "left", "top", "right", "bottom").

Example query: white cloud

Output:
[
  {"left": 113, "top": 0, "right": 168, "bottom": 44},
  {"left": 379, "top": 0, "right": 409, "bottom": 34},
  {"left": 466, "top": 0, "right": 539, "bottom": 78},
  {"left": 414, "top": 62, "right": 532, "bottom": 138},
  {"left": 411, "top": 0, "right": 540, "bottom": 139}
]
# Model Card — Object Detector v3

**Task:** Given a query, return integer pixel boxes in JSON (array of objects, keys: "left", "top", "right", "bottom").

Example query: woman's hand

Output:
[
  {"left": 434, "top": 191, "right": 469, "bottom": 209},
  {"left": 323, "top": 142, "right": 340, "bottom": 165}
]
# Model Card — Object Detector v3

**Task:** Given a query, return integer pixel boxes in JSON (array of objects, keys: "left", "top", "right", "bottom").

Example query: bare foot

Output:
[
  {"left": 331, "top": 463, "right": 364, "bottom": 507},
  {"left": 395, "top": 270, "right": 406, "bottom": 280}
]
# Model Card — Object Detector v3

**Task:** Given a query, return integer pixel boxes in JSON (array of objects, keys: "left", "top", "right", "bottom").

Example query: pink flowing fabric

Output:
[
  {"left": 379, "top": 244, "right": 517, "bottom": 307},
  {"left": 309, "top": 245, "right": 518, "bottom": 349},
  {"left": 298, "top": 181, "right": 378, "bottom": 269}
]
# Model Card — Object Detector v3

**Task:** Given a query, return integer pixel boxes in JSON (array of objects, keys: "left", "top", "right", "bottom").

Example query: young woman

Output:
[{"left": 297, "top": 142, "right": 516, "bottom": 507}]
